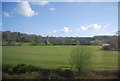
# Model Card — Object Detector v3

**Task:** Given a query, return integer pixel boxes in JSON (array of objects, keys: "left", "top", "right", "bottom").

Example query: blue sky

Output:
[
  {"left": 2, "top": 0, "right": 120, "bottom": 2},
  {"left": 2, "top": 1, "right": 118, "bottom": 37},
  {"left": 0, "top": 2, "right": 2, "bottom": 30}
]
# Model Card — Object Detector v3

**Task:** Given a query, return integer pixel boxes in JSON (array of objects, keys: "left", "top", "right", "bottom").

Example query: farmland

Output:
[{"left": 2, "top": 46, "right": 118, "bottom": 70}]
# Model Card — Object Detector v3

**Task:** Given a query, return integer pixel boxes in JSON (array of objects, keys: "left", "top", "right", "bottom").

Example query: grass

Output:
[{"left": 2, "top": 46, "right": 119, "bottom": 69}]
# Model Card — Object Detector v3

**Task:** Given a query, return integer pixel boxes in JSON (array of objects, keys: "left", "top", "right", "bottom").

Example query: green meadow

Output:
[{"left": 2, "top": 46, "right": 118, "bottom": 70}]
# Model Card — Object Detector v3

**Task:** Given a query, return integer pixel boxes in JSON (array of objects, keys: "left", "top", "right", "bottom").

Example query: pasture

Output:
[{"left": 2, "top": 46, "right": 118, "bottom": 70}]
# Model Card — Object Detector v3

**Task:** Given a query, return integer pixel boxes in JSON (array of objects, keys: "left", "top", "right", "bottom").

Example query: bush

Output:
[
  {"left": 41, "top": 69, "right": 50, "bottom": 79},
  {"left": 3, "top": 64, "right": 46, "bottom": 74},
  {"left": 2, "top": 64, "right": 14, "bottom": 74},
  {"left": 69, "top": 46, "right": 92, "bottom": 74},
  {"left": 2, "top": 64, "right": 75, "bottom": 79},
  {"left": 108, "top": 36, "right": 118, "bottom": 50},
  {"left": 62, "top": 70, "right": 74, "bottom": 78},
  {"left": 12, "top": 64, "right": 37, "bottom": 74},
  {"left": 13, "top": 64, "right": 28, "bottom": 74}
]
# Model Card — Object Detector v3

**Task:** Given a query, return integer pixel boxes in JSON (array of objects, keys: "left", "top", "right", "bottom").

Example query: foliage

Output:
[
  {"left": 3, "top": 64, "right": 119, "bottom": 79},
  {"left": 2, "top": 64, "right": 37, "bottom": 74},
  {"left": 2, "top": 31, "right": 119, "bottom": 46},
  {"left": 2, "top": 64, "right": 14, "bottom": 74},
  {"left": 13, "top": 64, "right": 30, "bottom": 74},
  {"left": 2, "top": 64, "right": 74, "bottom": 79},
  {"left": 118, "top": 36, "right": 120, "bottom": 51},
  {"left": 2, "top": 31, "right": 95, "bottom": 46},
  {"left": 69, "top": 46, "right": 92, "bottom": 73},
  {"left": 61, "top": 69, "right": 74, "bottom": 78},
  {"left": 108, "top": 36, "right": 118, "bottom": 50},
  {"left": 90, "top": 40, "right": 105, "bottom": 46}
]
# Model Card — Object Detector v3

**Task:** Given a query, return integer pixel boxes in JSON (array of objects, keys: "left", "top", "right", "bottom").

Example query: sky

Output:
[
  {"left": 0, "top": 2, "right": 2, "bottom": 31},
  {"left": 1, "top": 0, "right": 120, "bottom": 2},
  {"left": 2, "top": 1, "right": 118, "bottom": 37}
]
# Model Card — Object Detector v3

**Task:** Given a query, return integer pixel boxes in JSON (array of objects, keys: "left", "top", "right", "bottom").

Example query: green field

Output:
[{"left": 2, "top": 46, "right": 118, "bottom": 70}]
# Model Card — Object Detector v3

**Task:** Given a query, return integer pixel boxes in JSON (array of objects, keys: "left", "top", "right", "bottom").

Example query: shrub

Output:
[
  {"left": 41, "top": 69, "right": 50, "bottom": 79},
  {"left": 69, "top": 46, "right": 92, "bottom": 74},
  {"left": 27, "top": 65, "right": 36, "bottom": 72},
  {"left": 13, "top": 64, "right": 38, "bottom": 73},
  {"left": 108, "top": 36, "right": 118, "bottom": 50},
  {"left": 2, "top": 64, "right": 14, "bottom": 74},
  {"left": 13, "top": 64, "right": 28, "bottom": 74},
  {"left": 62, "top": 70, "right": 74, "bottom": 78}
]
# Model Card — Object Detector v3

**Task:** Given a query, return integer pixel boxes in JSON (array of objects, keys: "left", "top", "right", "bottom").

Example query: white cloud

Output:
[
  {"left": 14, "top": 1, "right": 38, "bottom": 17},
  {"left": 61, "top": 27, "right": 70, "bottom": 32},
  {"left": 48, "top": 29, "right": 57, "bottom": 34},
  {"left": 106, "top": 24, "right": 110, "bottom": 26},
  {"left": 79, "top": 26, "right": 87, "bottom": 30},
  {"left": 2, "top": 0, "right": 119, "bottom": 2},
  {"left": 3, "top": 11, "right": 11, "bottom": 17},
  {"left": 49, "top": 8, "right": 56, "bottom": 11},
  {"left": 112, "top": 29, "right": 119, "bottom": 35},
  {"left": 74, "top": 0, "right": 119, "bottom": 2},
  {"left": 79, "top": 24, "right": 102, "bottom": 31},
  {"left": 48, "top": 32, "right": 52, "bottom": 34},
  {"left": 103, "top": 24, "right": 110, "bottom": 28},
  {"left": 103, "top": 26, "right": 107, "bottom": 28},
  {"left": 87, "top": 24, "right": 101, "bottom": 30},
  {"left": 114, "top": 29, "right": 118, "bottom": 32},
  {"left": 32, "top": 1, "right": 49, "bottom": 6},
  {"left": 17, "top": 0, "right": 21, "bottom": 2},
  {"left": 52, "top": 30, "right": 57, "bottom": 33}
]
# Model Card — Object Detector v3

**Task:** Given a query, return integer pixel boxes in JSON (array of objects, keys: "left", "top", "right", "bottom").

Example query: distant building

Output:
[
  {"left": 102, "top": 44, "right": 109, "bottom": 47},
  {"left": 94, "top": 36, "right": 111, "bottom": 41},
  {"left": 102, "top": 44, "right": 110, "bottom": 50}
]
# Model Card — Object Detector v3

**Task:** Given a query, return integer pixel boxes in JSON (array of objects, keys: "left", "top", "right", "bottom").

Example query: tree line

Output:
[
  {"left": 2, "top": 31, "right": 94, "bottom": 46},
  {"left": 2, "top": 31, "right": 119, "bottom": 50}
]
